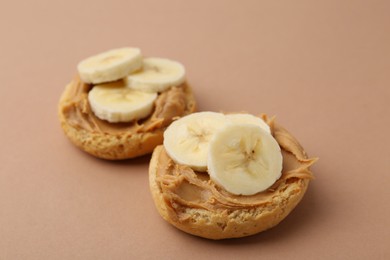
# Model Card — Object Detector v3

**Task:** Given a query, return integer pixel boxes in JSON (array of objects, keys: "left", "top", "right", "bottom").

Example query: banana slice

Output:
[
  {"left": 226, "top": 113, "right": 270, "bottom": 133},
  {"left": 78, "top": 47, "right": 142, "bottom": 84},
  {"left": 208, "top": 124, "right": 282, "bottom": 195},
  {"left": 163, "top": 112, "right": 226, "bottom": 171},
  {"left": 127, "top": 57, "right": 185, "bottom": 92},
  {"left": 88, "top": 81, "right": 157, "bottom": 123}
]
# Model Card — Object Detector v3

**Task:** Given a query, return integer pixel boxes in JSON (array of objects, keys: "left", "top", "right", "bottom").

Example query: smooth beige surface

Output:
[{"left": 0, "top": 0, "right": 389, "bottom": 259}]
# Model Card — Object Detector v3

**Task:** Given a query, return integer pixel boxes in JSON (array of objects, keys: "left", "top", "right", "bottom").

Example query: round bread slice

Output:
[
  {"left": 148, "top": 115, "right": 316, "bottom": 239},
  {"left": 58, "top": 76, "right": 196, "bottom": 160}
]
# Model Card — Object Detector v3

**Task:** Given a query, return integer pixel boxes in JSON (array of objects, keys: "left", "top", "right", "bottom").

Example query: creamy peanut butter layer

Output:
[
  {"left": 155, "top": 120, "right": 316, "bottom": 211},
  {"left": 60, "top": 76, "right": 191, "bottom": 135}
]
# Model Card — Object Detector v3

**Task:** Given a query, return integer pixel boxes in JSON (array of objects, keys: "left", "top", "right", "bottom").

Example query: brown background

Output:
[{"left": 0, "top": 0, "right": 389, "bottom": 259}]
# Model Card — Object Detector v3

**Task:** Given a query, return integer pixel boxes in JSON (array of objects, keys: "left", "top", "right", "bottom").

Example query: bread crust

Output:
[
  {"left": 149, "top": 122, "right": 314, "bottom": 240},
  {"left": 58, "top": 80, "right": 196, "bottom": 160}
]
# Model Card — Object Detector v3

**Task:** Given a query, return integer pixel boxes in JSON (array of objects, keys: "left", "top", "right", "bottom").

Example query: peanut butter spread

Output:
[
  {"left": 156, "top": 120, "right": 316, "bottom": 210},
  {"left": 60, "top": 76, "right": 190, "bottom": 134}
]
